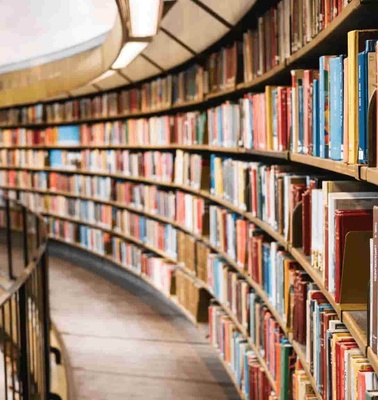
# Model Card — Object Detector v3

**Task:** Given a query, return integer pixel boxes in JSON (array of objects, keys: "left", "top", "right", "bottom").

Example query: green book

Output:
[
  {"left": 280, "top": 341, "right": 294, "bottom": 400},
  {"left": 366, "top": 391, "right": 378, "bottom": 399}
]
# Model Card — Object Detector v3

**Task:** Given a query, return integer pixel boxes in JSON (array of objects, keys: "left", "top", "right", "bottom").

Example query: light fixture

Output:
[
  {"left": 112, "top": 41, "right": 148, "bottom": 69},
  {"left": 90, "top": 70, "right": 117, "bottom": 84},
  {"left": 128, "top": 0, "right": 163, "bottom": 38}
]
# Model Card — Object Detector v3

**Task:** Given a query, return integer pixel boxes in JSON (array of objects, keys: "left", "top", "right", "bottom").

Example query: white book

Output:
[
  {"left": 311, "top": 189, "right": 321, "bottom": 267},
  {"left": 327, "top": 192, "right": 378, "bottom": 295},
  {"left": 344, "top": 348, "right": 362, "bottom": 399}
]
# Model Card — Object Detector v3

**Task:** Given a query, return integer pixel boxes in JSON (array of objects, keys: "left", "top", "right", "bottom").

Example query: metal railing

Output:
[{"left": 0, "top": 195, "right": 50, "bottom": 400}]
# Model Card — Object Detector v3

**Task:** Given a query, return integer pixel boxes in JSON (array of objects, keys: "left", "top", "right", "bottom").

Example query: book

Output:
[
  {"left": 329, "top": 56, "right": 344, "bottom": 161},
  {"left": 347, "top": 30, "right": 378, "bottom": 164}
]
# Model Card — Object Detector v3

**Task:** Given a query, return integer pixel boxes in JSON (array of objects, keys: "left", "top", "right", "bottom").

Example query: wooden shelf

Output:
[
  {"left": 0, "top": 148, "right": 372, "bottom": 181},
  {"left": 342, "top": 310, "right": 368, "bottom": 355},
  {"left": 289, "top": 247, "right": 341, "bottom": 316},
  {"left": 368, "top": 347, "right": 378, "bottom": 376},
  {"left": 44, "top": 212, "right": 178, "bottom": 263},
  {"left": 291, "top": 341, "right": 322, "bottom": 400},
  {"left": 289, "top": 153, "right": 360, "bottom": 179}
]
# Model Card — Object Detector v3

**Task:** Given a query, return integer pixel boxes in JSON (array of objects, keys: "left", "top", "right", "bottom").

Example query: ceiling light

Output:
[
  {"left": 90, "top": 70, "right": 116, "bottom": 84},
  {"left": 112, "top": 41, "right": 148, "bottom": 69},
  {"left": 128, "top": 0, "right": 163, "bottom": 38}
]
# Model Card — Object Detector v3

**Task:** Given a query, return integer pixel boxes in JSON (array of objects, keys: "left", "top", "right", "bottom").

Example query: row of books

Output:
[
  {"left": 3, "top": 175, "right": 209, "bottom": 238},
  {"left": 209, "top": 304, "right": 319, "bottom": 400},
  {"left": 206, "top": 251, "right": 378, "bottom": 400},
  {"left": 0, "top": 8, "right": 362, "bottom": 128},
  {"left": 10, "top": 179, "right": 378, "bottom": 398},
  {"left": 2, "top": 157, "right": 377, "bottom": 311},
  {"left": 3, "top": 153, "right": 378, "bottom": 313},
  {"left": 2, "top": 26, "right": 376, "bottom": 163},
  {"left": 0, "top": 112, "right": 206, "bottom": 148}
]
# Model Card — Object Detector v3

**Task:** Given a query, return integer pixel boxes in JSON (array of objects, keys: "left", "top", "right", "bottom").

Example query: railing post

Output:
[
  {"left": 36, "top": 214, "right": 40, "bottom": 248},
  {"left": 18, "top": 285, "right": 30, "bottom": 399},
  {"left": 5, "top": 198, "right": 14, "bottom": 280},
  {"left": 41, "top": 250, "right": 51, "bottom": 398},
  {"left": 22, "top": 205, "right": 29, "bottom": 268}
]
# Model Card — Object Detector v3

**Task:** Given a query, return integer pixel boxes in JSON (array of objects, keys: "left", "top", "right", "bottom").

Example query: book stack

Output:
[
  {"left": 172, "top": 64, "right": 205, "bottom": 105},
  {"left": 174, "top": 150, "right": 210, "bottom": 190},
  {"left": 206, "top": 42, "right": 242, "bottom": 94},
  {"left": 176, "top": 191, "right": 208, "bottom": 235},
  {"left": 173, "top": 111, "right": 207, "bottom": 146},
  {"left": 141, "top": 254, "right": 176, "bottom": 296}
]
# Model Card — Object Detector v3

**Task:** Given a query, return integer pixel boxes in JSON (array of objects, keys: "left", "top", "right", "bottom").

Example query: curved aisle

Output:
[{"left": 48, "top": 242, "right": 240, "bottom": 400}]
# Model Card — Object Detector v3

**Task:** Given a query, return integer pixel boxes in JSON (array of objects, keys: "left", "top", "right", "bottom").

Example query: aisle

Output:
[{"left": 49, "top": 247, "right": 240, "bottom": 400}]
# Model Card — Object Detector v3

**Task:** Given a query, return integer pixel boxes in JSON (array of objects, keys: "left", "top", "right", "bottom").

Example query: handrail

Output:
[{"left": 0, "top": 194, "right": 50, "bottom": 400}]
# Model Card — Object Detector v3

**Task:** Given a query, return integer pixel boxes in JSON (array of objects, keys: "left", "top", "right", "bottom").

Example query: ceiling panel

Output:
[
  {"left": 43, "top": 92, "right": 70, "bottom": 101},
  {"left": 200, "top": 0, "right": 256, "bottom": 25},
  {"left": 69, "top": 85, "right": 99, "bottom": 97},
  {"left": 94, "top": 72, "right": 129, "bottom": 91},
  {"left": 161, "top": 0, "right": 229, "bottom": 54},
  {"left": 121, "top": 56, "right": 161, "bottom": 82},
  {"left": 142, "top": 30, "right": 192, "bottom": 71}
]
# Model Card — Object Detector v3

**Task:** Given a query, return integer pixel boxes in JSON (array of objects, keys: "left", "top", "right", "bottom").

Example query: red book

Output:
[
  {"left": 302, "top": 188, "right": 311, "bottom": 255},
  {"left": 358, "top": 369, "right": 375, "bottom": 400},
  {"left": 286, "top": 88, "right": 292, "bottom": 150},
  {"left": 277, "top": 87, "right": 288, "bottom": 151},
  {"left": 334, "top": 209, "right": 373, "bottom": 303},
  {"left": 339, "top": 342, "right": 358, "bottom": 400}
]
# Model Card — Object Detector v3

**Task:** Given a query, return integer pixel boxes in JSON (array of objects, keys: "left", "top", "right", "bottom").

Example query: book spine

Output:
[
  {"left": 358, "top": 51, "right": 367, "bottom": 163},
  {"left": 347, "top": 31, "right": 359, "bottom": 164},
  {"left": 313, "top": 79, "right": 320, "bottom": 157},
  {"left": 373, "top": 207, "right": 378, "bottom": 353}
]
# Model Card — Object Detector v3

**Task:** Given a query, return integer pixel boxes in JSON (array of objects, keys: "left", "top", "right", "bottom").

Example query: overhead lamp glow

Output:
[
  {"left": 90, "top": 70, "right": 116, "bottom": 84},
  {"left": 112, "top": 41, "right": 148, "bottom": 69},
  {"left": 128, "top": 0, "right": 162, "bottom": 38}
]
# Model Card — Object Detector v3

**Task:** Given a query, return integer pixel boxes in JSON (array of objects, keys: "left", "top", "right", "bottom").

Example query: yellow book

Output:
[
  {"left": 214, "top": 156, "right": 223, "bottom": 196},
  {"left": 347, "top": 30, "right": 378, "bottom": 164},
  {"left": 265, "top": 86, "right": 276, "bottom": 150}
]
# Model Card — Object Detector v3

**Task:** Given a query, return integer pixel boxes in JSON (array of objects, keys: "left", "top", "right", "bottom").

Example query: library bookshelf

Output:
[{"left": 2, "top": 0, "right": 378, "bottom": 398}]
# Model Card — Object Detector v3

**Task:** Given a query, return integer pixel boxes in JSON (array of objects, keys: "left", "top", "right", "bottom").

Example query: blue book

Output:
[
  {"left": 57, "top": 125, "right": 80, "bottom": 145},
  {"left": 244, "top": 351, "right": 250, "bottom": 399},
  {"left": 140, "top": 217, "right": 146, "bottom": 242},
  {"left": 314, "top": 302, "right": 333, "bottom": 386},
  {"left": 358, "top": 51, "right": 367, "bottom": 163},
  {"left": 358, "top": 40, "right": 377, "bottom": 163},
  {"left": 319, "top": 56, "right": 336, "bottom": 158},
  {"left": 329, "top": 56, "right": 344, "bottom": 161},
  {"left": 210, "top": 154, "right": 216, "bottom": 193},
  {"left": 313, "top": 79, "right": 320, "bottom": 156},
  {"left": 49, "top": 150, "right": 63, "bottom": 167},
  {"left": 298, "top": 83, "right": 304, "bottom": 154}
]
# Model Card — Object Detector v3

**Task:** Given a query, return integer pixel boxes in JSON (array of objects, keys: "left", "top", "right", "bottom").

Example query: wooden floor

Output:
[{"left": 49, "top": 245, "right": 240, "bottom": 400}]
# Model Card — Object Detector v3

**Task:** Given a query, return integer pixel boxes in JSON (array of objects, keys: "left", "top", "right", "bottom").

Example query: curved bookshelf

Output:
[
  {"left": 0, "top": 147, "right": 375, "bottom": 181},
  {"left": 3, "top": 172, "right": 372, "bottom": 390},
  {"left": 1, "top": 0, "right": 378, "bottom": 398},
  {"left": 50, "top": 236, "right": 268, "bottom": 400},
  {"left": 5, "top": 182, "right": 341, "bottom": 397}
]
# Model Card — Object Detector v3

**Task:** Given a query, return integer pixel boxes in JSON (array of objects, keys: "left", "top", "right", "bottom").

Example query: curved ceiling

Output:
[
  {"left": 0, "top": 0, "right": 257, "bottom": 104},
  {"left": 0, "top": 0, "right": 117, "bottom": 73}
]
